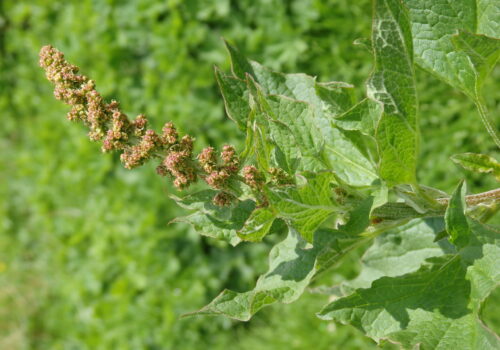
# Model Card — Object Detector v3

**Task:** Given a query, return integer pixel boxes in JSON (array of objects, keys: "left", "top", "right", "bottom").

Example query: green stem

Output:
[
  {"left": 372, "top": 187, "right": 500, "bottom": 221},
  {"left": 438, "top": 187, "right": 500, "bottom": 206},
  {"left": 313, "top": 189, "right": 500, "bottom": 279}
]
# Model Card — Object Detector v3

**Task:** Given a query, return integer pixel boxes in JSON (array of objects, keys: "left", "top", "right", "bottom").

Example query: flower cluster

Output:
[
  {"left": 268, "top": 167, "right": 294, "bottom": 186},
  {"left": 40, "top": 46, "right": 292, "bottom": 206},
  {"left": 198, "top": 145, "right": 241, "bottom": 205},
  {"left": 242, "top": 166, "right": 266, "bottom": 190},
  {"left": 39, "top": 45, "right": 198, "bottom": 189}
]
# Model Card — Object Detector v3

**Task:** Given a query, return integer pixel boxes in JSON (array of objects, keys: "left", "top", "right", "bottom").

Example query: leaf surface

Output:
[
  {"left": 223, "top": 41, "right": 378, "bottom": 186},
  {"left": 445, "top": 181, "right": 470, "bottom": 248},
  {"left": 171, "top": 193, "right": 255, "bottom": 246},
  {"left": 237, "top": 207, "right": 277, "bottom": 242},
  {"left": 187, "top": 226, "right": 364, "bottom": 321},
  {"left": 318, "top": 218, "right": 500, "bottom": 349},
  {"left": 403, "top": 0, "right": 500, "bottom": 146},
  {"left": 368, "top": 0, "right": 418, "bottom": 186},
  {"left": 214, "top": 67, "right": 250, "bottom": 130},
  {"left": 451, "top": 153, "right": 500, "bottom": 181},
  {"left": 268, "top": 172, "right": 336, "bottom": 243}
]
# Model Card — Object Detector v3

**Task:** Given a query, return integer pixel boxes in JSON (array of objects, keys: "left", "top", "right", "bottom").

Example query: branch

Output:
[{"left": 372, "top": 187, "right": 500, "bottom": 221}]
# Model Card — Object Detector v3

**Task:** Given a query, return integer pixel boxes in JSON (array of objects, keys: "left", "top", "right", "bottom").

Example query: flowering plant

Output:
[{"left": 40, "top": 0, "right": 500, "bottom": 348}]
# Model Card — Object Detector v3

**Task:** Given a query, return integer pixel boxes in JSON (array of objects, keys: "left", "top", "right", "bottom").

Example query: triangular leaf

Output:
[
  {"left": 223, "top": 39, "right": 255, "bottom": 79},
  {"left": 214, "top": 66, "right": 251, "bottom": 130}
]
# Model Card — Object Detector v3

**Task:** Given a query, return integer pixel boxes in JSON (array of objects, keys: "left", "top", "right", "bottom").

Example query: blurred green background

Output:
[{"left": 1, "top": 0, "right": 498, "bottom": 349}]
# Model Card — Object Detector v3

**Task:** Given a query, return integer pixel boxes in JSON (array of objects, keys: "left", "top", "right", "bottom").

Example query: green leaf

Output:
[
  {"left": 477, "top": 0, "right": 500, "bottom": 37},
  {"left": 368, "top": 0, "right": 418, "bottom": 186},
  {"left": 403, "top": 0, "right": 500, "bottom": 147},
  {"left": 171, "top": 194, "right": 256, "bottom": 246},
  {"left": 390, "top": 313, "right": 500, "bottom": 350},
  {"left": 268, "top": 172, "right": 336, "bottom": 242},
  {"left": 237, "top": 207, "right": 277, "bottom": 242},
  {"left": 223, "top": 39, "right": 255, "bottom": 79},
  {"left": 244, "top": 90, "right": 273, "bottom": 172},
  {"left": 185, "top": 228, "right": 331, "bottom": 320},
  {"left": 337, "top": 196, "right": 374, "bottom": 235},
  {"left": 315, "top": 81, "right": 355, "bottom": 116},
  {"left": 248, "top": 61, "right": 356, "bottom": 122},
  {"left": 222, "top": 46, "right": 378, "bottom": 186},
  {"left": 267, "top": 119, "right": 302, "bottom": 174},
  {"left": 403, "top": 0, "right": 500, "bottom": 98},
  {"left": 186, "top": 226, "right": 365, "bottom": 321},
  {"left": 342, "top": 218, "right": 452, "bottom": 292},
  {"left": 334, "top": 98, "right": 382, "bottom": 136},
  {"left": 214, "top": 66, "right": 250, "bottom": 130},
  {"left": 318, "top": 218, "right": 500, "bottom": 349},
  {"left": 249, "top": 77, "right": 377, "bottom": 183},
  {"left": 170, "top": 190, "right": 231, "bottom": 219},
  {"left": 462, "top": 220, "right": 500, "bottom": 312},
  {"left": 171, "top": 212, "right": 241, "bottom": 246},
  {"left": 321, "top": 127, "right": 379, "bottom": 186},
  {"left": 314, "top": 231, "right": 366, "bottom": 277},
  {"left": 451, "top": 153, "right": 500, "bottom": 181},
  {"left": 319, "top": 254, "right": 500, "bottom": 349},
  {"left": 445, "top": 181, "right": 470, "bottom": 248},
  {"left": 451, "top": 30, "right": 500, "bottom": 91},
  {"left": 265, "top": 94, "right": 323, "bottom": 163}
]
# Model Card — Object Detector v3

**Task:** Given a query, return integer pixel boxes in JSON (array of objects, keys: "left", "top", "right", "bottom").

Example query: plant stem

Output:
[
  {"left": 372, "top": 187, "right": 500, "bottom": 221},
  {"left": 314, "top": 189, "right": 500, "bottom": 279},
  {"left": 438, "top": 187, "right": 500, "bottom": 206}
]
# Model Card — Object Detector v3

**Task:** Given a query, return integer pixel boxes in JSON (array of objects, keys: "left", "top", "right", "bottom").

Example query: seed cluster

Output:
[
  {"left": 39, "top": 45, "right": 291, "bottom": 206},
  {"left": 242, "top": 166, "right": 266, "bottom": 190},
  {"left": 269, "top": 167, "right": 294, "bottom": 186},
  {"left": 198, "top": 145, "right": 241, "bottom": 205},
  {"left": 39, "top": 45, "right": 199, "bottom": 189}
]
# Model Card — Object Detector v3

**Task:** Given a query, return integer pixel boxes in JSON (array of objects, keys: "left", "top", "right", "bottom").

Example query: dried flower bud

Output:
[
  {"left": 213, "top": 191, "right": 235, "bottom": 207},
  {"left": 198, "top": 147, "right": 217, "bottom": 173},
  {"left": 205, "top": 169, "right": 231, "bottom": 190},
  {"left": 269, "top": 167, "right": 294, "bottom": 186},
  {"left": 132, "top": 114, "right": 148, "bottom": 136},
  {"left": 221, "top": 145, "right": 239, "bottom": 173},
  {"left": 40, "top": 46, "right": 256, "bottom": 193},
  {"left": 162, "top": 122, "right": 178, "bottom": 145},
  {"left": 243, "top": 165, "right": 265, "bottom": 190},
  {"left": 66, "top": 104, "right": 85, "bottom": 122},
  {"left": 120, "top": 129, "right": 162, "bottom": 168},
  {"left": 163, "top": 151, "right": 197, "bottom": 189},
  {"left": 180, "top": 135, "right": 194, "bottom": 153}
]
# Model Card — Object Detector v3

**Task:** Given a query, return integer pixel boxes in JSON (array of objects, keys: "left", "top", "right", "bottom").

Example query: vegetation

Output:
[{"left": 2, "top": 0, "right": 499, "bottom": 349}]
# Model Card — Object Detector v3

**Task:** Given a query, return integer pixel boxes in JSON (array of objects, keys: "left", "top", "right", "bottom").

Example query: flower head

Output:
[{"left": 243, "top": 165, "right": 266, "bottom": 190}]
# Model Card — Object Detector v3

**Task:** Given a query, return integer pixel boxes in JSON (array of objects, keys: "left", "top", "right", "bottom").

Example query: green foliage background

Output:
[{"left": 0, "top": 0, "right": 498, "bottom": 349}]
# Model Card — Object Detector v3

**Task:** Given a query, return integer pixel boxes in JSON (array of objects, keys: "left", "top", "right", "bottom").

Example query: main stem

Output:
[{"left": 372, "top": 187, "right": 500, "bottom": 221}]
